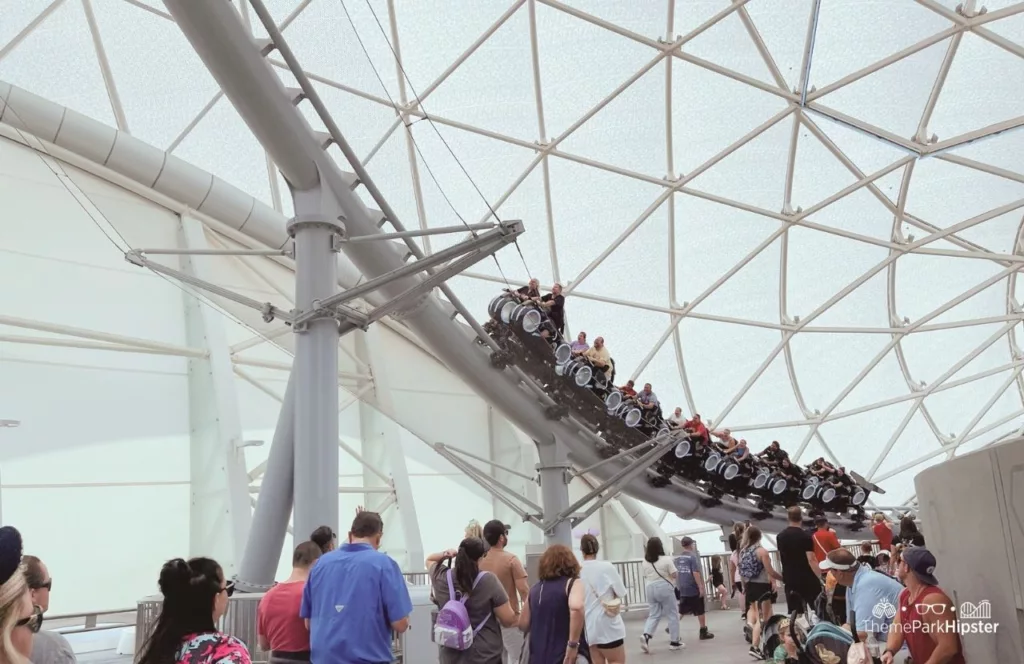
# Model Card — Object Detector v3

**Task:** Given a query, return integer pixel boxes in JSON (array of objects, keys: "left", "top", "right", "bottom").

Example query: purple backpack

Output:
[{"left": 433, "top": 569, "right": 490, "bottom": 651}]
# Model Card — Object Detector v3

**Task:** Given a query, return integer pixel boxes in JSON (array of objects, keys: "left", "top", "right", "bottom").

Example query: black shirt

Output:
[
  {"left": 776, "top": 526, "right": 819, "bottom": 590},
  {"left": 760, "top": 446, "right": 789, "bottom": 463},
  {"left": 516, "top": 285, "right": 539, "bottom": 299},
  {"left": 856, "top": 555, "right": 878, "bottom": 569},
  {"left": 541, "top": 293, "right": 565, "bottom": 328}
]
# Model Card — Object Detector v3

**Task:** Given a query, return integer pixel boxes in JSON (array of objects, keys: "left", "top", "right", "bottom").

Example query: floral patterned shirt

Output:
[{"left": 176, "top": 632, "right": 251, "bottom": 664}]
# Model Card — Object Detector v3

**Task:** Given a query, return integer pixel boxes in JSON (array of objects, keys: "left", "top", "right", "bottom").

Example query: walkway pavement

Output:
[{"left": 622, "top": 604, "right": 770, "bottom": 663}]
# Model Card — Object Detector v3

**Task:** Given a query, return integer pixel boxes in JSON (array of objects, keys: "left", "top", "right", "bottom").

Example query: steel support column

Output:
[
  {"left": 179, "top": 216, "right": 252, "bottom": 573},
  {"left": 289, "top": 188, "right": 342, "bottom": 542},
  {"left": 236, "top": 373, "right": 297, "bottom": 592},
  {"left": 536, "top": 439, "right": 572, "bottom": 546}
]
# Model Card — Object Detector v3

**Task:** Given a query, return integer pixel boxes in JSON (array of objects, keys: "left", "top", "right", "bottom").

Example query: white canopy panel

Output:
[{"left": 3, "top": 0, "right": 1024, "bottom": 539}]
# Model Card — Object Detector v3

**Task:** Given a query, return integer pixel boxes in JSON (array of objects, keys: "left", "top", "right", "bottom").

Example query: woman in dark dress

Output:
[{"left": 519, "top": 545, "right": 590, "bottom": 664}]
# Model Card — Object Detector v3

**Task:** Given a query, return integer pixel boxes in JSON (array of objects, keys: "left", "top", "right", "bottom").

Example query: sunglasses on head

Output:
[{"left": 16, "top": 606, "right": 43, "bottom": 634}]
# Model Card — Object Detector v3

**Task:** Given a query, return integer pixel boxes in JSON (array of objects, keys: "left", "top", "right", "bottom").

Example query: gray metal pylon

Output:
[
  {"left": 236, "top": 372, "right": 297, "bottom": 592},
  {"left": 289, "top": 194, "right": 342, "bottom": 543},
  {"left": 536, "top": 438, "right": 573, "bottom": 546}
]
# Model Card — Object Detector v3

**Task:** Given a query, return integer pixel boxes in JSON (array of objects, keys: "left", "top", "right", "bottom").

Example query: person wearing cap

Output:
[
  {"left": 674, "top": 537, "right": 714, "bottom": 641},
  {"left": 819, "top": 548, "right": 903, "bottom": 643},
  {"left": 882, "top": 548, "right": 965, "bottom": 664},
  {"left": 478, "top": 520, "right": 528, "bottom": 663}
]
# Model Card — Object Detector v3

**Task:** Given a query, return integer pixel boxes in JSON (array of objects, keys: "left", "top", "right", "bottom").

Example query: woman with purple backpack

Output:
[{"left": 428, "top": 538, "right": 518, "bottom": 663}]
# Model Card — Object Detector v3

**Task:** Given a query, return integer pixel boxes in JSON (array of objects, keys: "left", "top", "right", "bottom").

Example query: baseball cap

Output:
[
  {"left": 818, "top": 548, "right": 856, "bottom": 571},
  {"left": 482, "top": 520, "right": 510, "bottom": 546},
  {"left": 680, "top": 536, "right": 695, "bottom": 547},
  {"left": 902, "top": 547, "right": 939, "bottom": 586}
]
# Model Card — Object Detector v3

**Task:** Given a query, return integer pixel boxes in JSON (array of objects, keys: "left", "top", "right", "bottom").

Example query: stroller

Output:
[{"left": 775, "top": 609, "right": 876, "bottom": 664}]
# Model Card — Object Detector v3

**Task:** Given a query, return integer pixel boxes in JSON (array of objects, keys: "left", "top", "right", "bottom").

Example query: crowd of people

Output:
[{"left": 0, "top": 503, "right": 964, "bottom": 664}]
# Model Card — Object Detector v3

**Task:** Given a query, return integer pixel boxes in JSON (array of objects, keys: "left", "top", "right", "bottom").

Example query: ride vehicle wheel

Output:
[
  {"left": 771, "top": 478, "right": 787, "bottom": 495},
  {"left": 553, "top": 343, "right": 572, "bottom": 365},
  {"left": 604, "top": 389, "right": 623, "bottom": 411},
  {"left": 674, "top": 439, "right": 692, "bottom": 459},
  {"left": 720, "top": 462, "right": 740, "bottom": 480},
  {"left": 704, "top": 452, "right": 722, "bottom": 472}
]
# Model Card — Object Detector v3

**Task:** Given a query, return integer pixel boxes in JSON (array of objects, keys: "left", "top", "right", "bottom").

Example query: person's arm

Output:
[
  {"left": 663, "top": 557, "right": 678, "bottom": 582},
  {"left": 565, "top": 580, "right": 585, "bottom": 664},
  {"left": 511, "top": 557, "right": 530, "bottom": 615},
  {"left": 425, "top": 549, "right": 457, "bottom": 569},
  {"left": 300, "top": 571, "right": 313, "bottom": 630},
  {"left": 805, "top": 551, "right": 821, "bottom": 576},
  {"left": 382, "top": 561, "right": 413, "bottom": 633},
  {"left": 758, "top": 549, "right": 783, "bottom": 582},
  {"left": 610, "top": 566, "right": 628, "bottom": 603},
  {"left": 881, "top": 590, "right": 907, "bottom": 664},
  {"left": 493, "top": 600, "right": 517, "bottom": 628},
  {"left": 256, "top": 600, "right": 270, "bottom": 651},
  {"left": 693, "top": 568, "right": 705, "bottom": 597},
  {"left": 518, "top": 586, "right": 532, "bottom": 632}
]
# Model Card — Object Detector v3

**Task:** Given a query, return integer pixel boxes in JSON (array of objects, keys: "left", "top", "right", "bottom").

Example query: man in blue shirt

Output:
[
  {"left": 820, "top": 548, "right": 903, "bottom": 643},
  {"left": 674, "top": 537, "right": 714, "bottom": 640},
  {"left": 301, "top": 511, "right": 412, "bottom": 664}
]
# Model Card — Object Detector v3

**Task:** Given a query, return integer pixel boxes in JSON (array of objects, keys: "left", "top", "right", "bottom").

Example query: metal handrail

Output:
[{"left": 44, "top": 607, "right": 137, "bottom": 633}]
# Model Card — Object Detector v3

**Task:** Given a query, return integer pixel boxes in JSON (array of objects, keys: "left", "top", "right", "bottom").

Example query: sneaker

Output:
[
  {"left": 743, "top": 623, "right": 753, "bottom": 643},
  {"left": 640, "top": 634, "right": 650, "bottom": 654},
  {"left": 748, "top": 645, "right": 764, "bottom": 660},
  {"left": 669, "top": 642, "right": 684, "bottom": 651},
  {"left": 699, "top": 628, "right": 715, "bottom": 640}
]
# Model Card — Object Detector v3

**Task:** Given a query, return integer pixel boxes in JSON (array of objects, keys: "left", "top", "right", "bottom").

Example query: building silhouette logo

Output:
[
  {"left": 873, "top": 599, "right": 898, "bottom": 619},
  {"left": 960, "top": 600, "right": 991, "bottom": 620}
]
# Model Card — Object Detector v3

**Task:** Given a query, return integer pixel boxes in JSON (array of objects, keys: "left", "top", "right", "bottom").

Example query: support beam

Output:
[
  {"left": 536, "top": 439, "right": 573, "bottom": 545},
  {"left": 178, "top": 216, "right": 252, "bottom": 573},
  {"left": 355, "top": 326, "right": 424, "bottom": 571},
  {"left": 236, "top": 373, "right": 296, "bottom": 592},
  {"left": 289, "top": 182, "right": 343, "bottom": 542}
]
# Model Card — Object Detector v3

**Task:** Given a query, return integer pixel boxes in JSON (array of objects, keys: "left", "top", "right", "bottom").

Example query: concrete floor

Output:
[{"left": 621, "top": 605, "right": 769, "bottom": 663}]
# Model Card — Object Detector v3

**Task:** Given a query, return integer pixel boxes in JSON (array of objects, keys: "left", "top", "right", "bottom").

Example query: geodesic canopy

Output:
[{"left": 2, "top": 0, "right": 1024, "bottom": 607}]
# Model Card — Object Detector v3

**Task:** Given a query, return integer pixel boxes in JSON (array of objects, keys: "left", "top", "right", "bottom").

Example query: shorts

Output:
[
  {"left": 678, "top": 595, "right": 706, "bottom": 616},
  {"left": 594, "top": 639, "right": 624, "bottom": 650},
  {"left": 744, "top": 582, "right": 774, "bottom": 612}
]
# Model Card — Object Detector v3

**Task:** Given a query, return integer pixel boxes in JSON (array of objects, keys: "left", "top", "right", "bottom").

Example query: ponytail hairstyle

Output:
[
  {"left": 741, "top": 525, "right": 762, "bottom": 551},
  {"left": 137, "top": 558, "right": 225, "bottom": 664},
  {"left": 580, "top": 534, "right": 599, "bottom": 558},
  {"left": 447, "top": 538, "right": 486, "bottom": 595}
]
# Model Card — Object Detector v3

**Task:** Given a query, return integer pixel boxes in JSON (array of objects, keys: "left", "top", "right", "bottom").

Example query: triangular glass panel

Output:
[
  {"left": 679, "top": 319, "right": 780, "bottom": 421},
  {"left": 924, "top": 368, "right": 1020, "bottom": 438},
  {"left": 942, "top": 116, "right": 1024, "bottom": 176},
  {"left": 786, "top": 226, "right": 891, "bottom": 324},
  {"left": 689, "top": 234, "right": 782, "bottom": 324},
  {"left": 804, "top": 180, "right": 902, "bottom": 242},
  {"left": 810, "top": 269, "right": 891, "bottom": 329},
  {"left": 673, "top": 194, "right": 779, "bottom": 307},
  {"left": 805, "top": 111, "right": 914, "bottom": 180},
  {"left": 0, "top": 3, "right": 57, "bottom": 51},
  {"left": 284, "top": 0, "right": 402, "bottom": 103},
  {"left": 924, "top": 278, "right": 1009, "bottom": 327},
  {"left": 893, "top": 251, "right": 1008, "bottom": 323},
  {"left": 742, "top": 0, "right": 814, "bottom": 93},
  {"left": 582, "top": 202, "right": 670, "bottom": 307},
  {"left": 809, "top": 1, "right": 951, "bottom": 94},
  {"left": 558, "top": 64, "right": 667, "bottom": 179},
  {"left": 419, "top": 6, "right": 537, "bottom": 141},
  {"left": 535, "top": 2, "right": 657, "bottom": 140},
  {"left": 684, "top": 115, "right": 791, "bottom": 215},
  {"left": 900, "top": 323, "right": 1009, "bottom": 386},
  {"left": 353, "top": 130, "right": 420, "bottom": 250},
  {"left": 819, "top": 402, "right": 917, "bottom": 472},
  {"left": 813, "top": 38, "right": 949, "bottom": 141},
  {"left": 681, "top": 9, "right": 778, "bottom": 88},
  {"left": 468, "top": 165, "right": 552, "bottom": 285},
  {"left": 872, "top": 409, "right": 944, "bottom": 480},
  {"left": 0, "top": 0, "right": 116, "bottom": 127},
  {"left": 943, "top": 206, "right": 1024, "bottom": 255},
  {"left": 174, "top": 96, "right": 274, "bottom": 205},
  {"left": 904, "top": 157, "right": 1024, "bottom": 231},
  {"left": 928, "top": 32, "right": 1024, "bottom": 141},
  {"left": 445, "top": 274, "right": 504, "bottom": 324},
  {"left": 791, "top": 119, "right": 866, "bottom": 213},
  {"left": 835, "top": 350, "right": 912, "bottom": 414},
  {"left": 876, "top": 460, "right": 940, "bottom": 505},
  {"left": 547, "top": 156, "right": 665, "bottom": 285},
  {"left": 671, "top": 58, "right": 791, "bottom": 177},
  {"left": 563, "top": 0, "right": 665, "bottom": 41},
  {"left": 791, "top": 433, "right": 829, "bottom": 467},
  {"left": 986, "top": 10, "right": 1024, "bottom": 51},
  {"left": 943, "top": 335, "right": 1017, "bottom": 386},
  {"left": 789, "top": 333, "right": 895, "bottom": 409},
  {"left": 92, "top": 0, "right": 222, "bottom": 149},
  {"left": 725, "top": 354, "right": 807, "bottom": 427},
  {"left": 955, "top": 419, "right": 1022, "bottom": 458}
]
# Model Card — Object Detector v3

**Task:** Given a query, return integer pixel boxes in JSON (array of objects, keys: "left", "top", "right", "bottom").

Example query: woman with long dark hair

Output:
[
  {"left": 427, "top": 538, "right": 517, "bottom": 663},
  {"left": 639, "top": 537, "right": 679, "bottom": 654},
  {"left": 137, "top": 557, "right": 250, "bottom": 664},
  {"left": 899, "top": 517, "right": 925, "bottom": 547},
  {"left": 519, "top": 544, "right": 590, "bottom": 664}
]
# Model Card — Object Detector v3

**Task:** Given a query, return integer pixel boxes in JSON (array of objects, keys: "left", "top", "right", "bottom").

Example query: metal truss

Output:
[
  {"left": 433, "top": 437, "right": 676, "bottom": 535},
  {"left": 4, "top": 0, "right": 1024, "bottom": 510}
]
